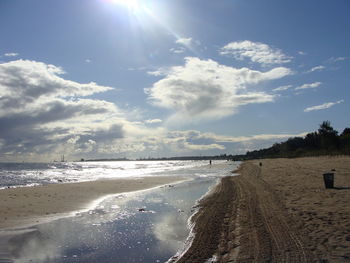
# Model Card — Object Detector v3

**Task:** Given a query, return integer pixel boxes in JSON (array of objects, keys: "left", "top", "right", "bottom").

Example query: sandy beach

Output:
[
  {"left": 0, "top": 176, "right": 184, "bottom": 230},
  {"left": 2, "top": 158, "right": 350, "bottom": 262},
  {"left": 178, "top": 156, "right": 350, "bottom": 263}
]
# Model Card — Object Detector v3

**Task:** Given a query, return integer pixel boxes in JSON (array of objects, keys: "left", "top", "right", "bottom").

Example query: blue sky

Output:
[{"left": 0, "top": 0, "right": 349, "bottom": 161}]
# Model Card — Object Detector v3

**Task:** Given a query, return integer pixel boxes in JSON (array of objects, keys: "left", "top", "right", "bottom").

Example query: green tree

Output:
[
  {"left": 318, "top": 121, "right": 338, "bottom": 136},
  {"left": 341, "top": 128, "right": 350, "bottom": 136},
  {"left": 304, "top": 132, "right": 320, "bottom": 149},
  {"left": 340, "top": 128, "right": 350, "bottom": 154},
  {"left": 318, "top": 121, "right": 339, "bottom": 151}
]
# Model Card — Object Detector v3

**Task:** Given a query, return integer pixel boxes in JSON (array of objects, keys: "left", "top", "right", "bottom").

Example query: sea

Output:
[
  {"left": 0, "top": 160, "right": 239, "bottom": 263},
  {"left": 1, "top": 160, "right": 232, "bottom": 189}
]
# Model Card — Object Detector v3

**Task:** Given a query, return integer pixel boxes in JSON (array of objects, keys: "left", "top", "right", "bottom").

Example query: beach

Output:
[
  {"left": 0, "top": 176, "right": 185, "bottom": 230},
  {"left": 178, "top": 156, "right": 350, "bottom": 262},
  {"left": 1, "top": 157, "right": 350, "bottom": 262},
  {"left": 0, "top": 161, "right": 236, "bottom": 263}
]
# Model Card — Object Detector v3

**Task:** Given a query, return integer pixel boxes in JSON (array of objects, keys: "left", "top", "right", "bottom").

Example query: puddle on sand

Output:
[{"left": 0, "top": 177, "right": 219, "bottom": 263}]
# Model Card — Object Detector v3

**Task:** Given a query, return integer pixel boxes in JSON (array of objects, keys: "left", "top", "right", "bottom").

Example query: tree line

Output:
[{"left": 239, "top": 121, "right": 350, "bottom": 160}]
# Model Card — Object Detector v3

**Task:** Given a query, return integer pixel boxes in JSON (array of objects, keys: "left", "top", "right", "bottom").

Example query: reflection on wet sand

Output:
[
  {"left": 1, "top": 177, "right": 218, "bottom": 263},
  {"left": 8, "top": 228, "right": 60, "bottom": 263},
  {"left": 153, "top": 214, "right": 189, "bottom": 254}
]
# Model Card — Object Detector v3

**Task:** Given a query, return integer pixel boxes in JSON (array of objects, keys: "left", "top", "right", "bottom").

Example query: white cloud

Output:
[
  {"left": 0, "top": 60, "right": 112, "bottom": 105},
  {"left": 170, "top": 47, "right": 186, "bottom": 54},
  {"left": 145, "top": 119, "right": 162, "bottom": 124},
  {"left": 85, "top": 59, "right": 92, "bottom": 63},
  {"left": 134, "top": 129, "right": 309, "bottom": 156},
  {"left": 176, "top": 37, "right": 193, "bottom": 46},
  {"left": 4, "top": 52, "right": 19, "bottom": 57},
  {"left": 167, "top": 130, "right": 307, "bottom": 144},
  {"left": 171, "top": 37, "right": 199, "bottom": 54},
  {"left": 127, "top": 66, "right": 147, "bottom": 71},
  {"left": 0, "top": 58, "right": 314, "bottom": 161},
  {"left": 147, "top": 70, "right": 163, "bottom": 76},
  {"left": 147, "top": 67, "right": 171, "bottom": 77},
  {"left": 0, "top": 59, "right": 127, "bottom": 161},
  {"left": 184, "top": 142, "right": 226, "bottom": 151},
  {"left": 0, "top": 59, "right": 241, "bottom": 160},
  {"left": 93, "top": 129, "right": 228, "bottom": 157},
  {"left": 273, "top": 85, "right": 292, "bottom": 92},
  {"left": 295, "top": 82, "right": 322, "bottom": 90},
  {"left": 184, "top": 142, "right": 225, "bottom": 150},
  {"left": 306, "top": 65, "right": 325, "bottom": 73},
  {"left": 146, "top": 57, "right": 292, "bottom": 124},
  {"left": 220, "top": 40, "right": 292, "bottom": 65},
  {"left": 208, "top": 132, "right": 308, "bottom": 143},
  {"left": 304, "top": 100, "right": 344, "bottom": 112},
  {"left": 334, "top": 57, "right": 347, "bottom": 61},
  {"left": 298, "top": 51, "right": 307, "bottom": 55},
  {"left": 329, "top": 56, "right": 347, "bottom": 62}
]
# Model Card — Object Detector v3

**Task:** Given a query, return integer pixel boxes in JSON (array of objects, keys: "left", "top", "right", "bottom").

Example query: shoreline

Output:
[
  {"left": 0, "top": 176, "right": 185, "bottom": 230},
  {"left": 168, "top": 176, "right": 224, "bottom": 263},
  {"left": 176, "top": 156, "right": 350, "bottom": 262}
]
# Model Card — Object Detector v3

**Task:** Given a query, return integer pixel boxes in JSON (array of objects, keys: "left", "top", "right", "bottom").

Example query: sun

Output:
[{"left": 109, "top": 0, "right": 140, "bottom": 10}]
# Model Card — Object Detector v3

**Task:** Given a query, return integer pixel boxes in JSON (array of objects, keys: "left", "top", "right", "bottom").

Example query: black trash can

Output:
[{"left": 323, "top": 173, "right": 334, "bottom": 189}]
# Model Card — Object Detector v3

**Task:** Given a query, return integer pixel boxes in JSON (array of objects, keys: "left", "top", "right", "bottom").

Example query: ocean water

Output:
[
  {"left": 0, "top": 160, "right": 239, "bottom": 263},
  {"left": 0, "top": 160, "right": 226, "bottom": 189}
]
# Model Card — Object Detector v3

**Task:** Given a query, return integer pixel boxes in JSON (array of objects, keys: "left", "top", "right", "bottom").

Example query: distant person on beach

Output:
[{"left": 209, "top": 160, "right": 212, "bottom": 165}]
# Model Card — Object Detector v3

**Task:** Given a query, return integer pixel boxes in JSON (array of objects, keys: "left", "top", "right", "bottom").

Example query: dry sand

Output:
[
  {"left": 0, "top": 176, "right": 184, "bottom": 230},
  {"left": 177, "top": 156, "right": 350, "bottom": 263}
]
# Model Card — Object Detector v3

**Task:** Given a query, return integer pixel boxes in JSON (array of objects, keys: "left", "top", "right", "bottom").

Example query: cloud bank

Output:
[
  {"left": 0, "top": 45, "right": 321, "bottom": 162},
  {"left": 0, "top": 60, "right": 125, "bottom": 161},
  {"left": 0, "top": 59, "right": 298, "bottom": 161}
]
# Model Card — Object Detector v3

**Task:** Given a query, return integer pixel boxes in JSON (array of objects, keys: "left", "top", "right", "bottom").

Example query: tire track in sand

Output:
[
  {"left": 232, "top": 163, "right": 315, "bottom": 262},
  {"left": 175, "top": 162, "right": 316, "bottom": 263}
]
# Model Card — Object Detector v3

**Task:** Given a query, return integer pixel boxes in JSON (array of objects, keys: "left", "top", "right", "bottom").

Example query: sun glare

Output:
[{"left": 109, "top": 0, "right": 140, "bottom": 10}]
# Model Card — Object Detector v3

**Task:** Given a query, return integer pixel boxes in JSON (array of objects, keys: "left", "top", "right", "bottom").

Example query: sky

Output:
[{"left": 0, "top": 0, "right": 349, "bottom": 161}]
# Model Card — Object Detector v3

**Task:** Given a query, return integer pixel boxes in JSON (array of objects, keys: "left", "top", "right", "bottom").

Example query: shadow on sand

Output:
[{"left": 333, "top": 186, "right": 350, "bottom": 190}]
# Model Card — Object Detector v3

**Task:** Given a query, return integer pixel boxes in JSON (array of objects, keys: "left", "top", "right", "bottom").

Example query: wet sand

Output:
[
  {"left": 178, "top": 157, "right": 350, "bottom": 263},
  {"left": 0, "top": 176, "right": 184, "bottom": 230}
]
